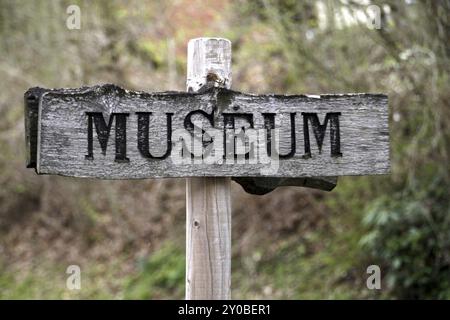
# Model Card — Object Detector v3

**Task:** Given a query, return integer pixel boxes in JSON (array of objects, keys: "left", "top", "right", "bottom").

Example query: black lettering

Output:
[
  {"left": 263, "top": 113, "right": 296, "bottom": 159},
  {"left": 85, "top": 112, "right": 129, "bottom": 162},
  {"left": 222, "top": 113, "right": 254, "bottom": 159},
  {"left": 302, "top": 112, "right": 342, "bottom": 158},
  {"left": 183, "top": 110, "right": 214, "bottom": 158},
  {"left": 137, "top": 112, "right": 173, "bottom": 159}
]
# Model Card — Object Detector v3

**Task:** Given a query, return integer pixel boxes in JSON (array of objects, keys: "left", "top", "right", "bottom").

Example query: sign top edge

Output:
[{"left": 30, "top": 83, "right": 388, "bottom": 101}]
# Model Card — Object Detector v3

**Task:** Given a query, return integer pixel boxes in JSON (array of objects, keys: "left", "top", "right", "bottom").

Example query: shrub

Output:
[{"left": 361, "top": 177, "right": 450, "bottom": 299}]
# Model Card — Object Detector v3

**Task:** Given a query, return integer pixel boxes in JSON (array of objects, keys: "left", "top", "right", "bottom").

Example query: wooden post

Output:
[
  {"left": 186, "top": 38, "right": 232, "bottom": 300},
  {"left": 25, "top": 38, "right": 389, "bottom": 301}
]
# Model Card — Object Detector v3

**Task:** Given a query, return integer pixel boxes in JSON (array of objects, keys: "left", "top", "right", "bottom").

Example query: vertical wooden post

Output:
[{"left": 186, "top": 38, "right": 232, "bottom": 300}]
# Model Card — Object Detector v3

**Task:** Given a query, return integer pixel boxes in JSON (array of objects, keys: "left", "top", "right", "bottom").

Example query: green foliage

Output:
[
  {"left": 0, "top": 261, "right": 66, "bottom": 299},
  {"left": 232, "top": 219, "right": 369, "bottom": 299},
  {"left": 136, "top": 39, "right": 168, "bottom": 68},
  {"left": 361, "top": 176, "right": 450, "bottom": 299},
  {"left": 242, "top": 0, "right": 450, "bottom": 299},
  {"left": 0, "top": 0, "right": 449, "bottom": 299},
  {"left": 124, "top": 244, "right": 185, "bottom": 299}
]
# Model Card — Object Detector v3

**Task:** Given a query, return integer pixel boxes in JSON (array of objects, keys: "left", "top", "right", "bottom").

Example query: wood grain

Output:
[
  {"left": 25, "top": 87, "right": 47, "bottom": 168},
  {"left": 34, "top": 85, "right": 389, "bottom": 179},
  {"left": 185, "top": 37, "right": 231, "bottom": 300},
  {"left": 186, "top": 176, "right": 231, "bottom": 299}
]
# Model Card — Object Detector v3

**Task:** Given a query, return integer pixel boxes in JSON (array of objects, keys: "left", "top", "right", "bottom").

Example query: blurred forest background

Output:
[{"left": 0, "top": 0, "right": 449, "bottom": 299}]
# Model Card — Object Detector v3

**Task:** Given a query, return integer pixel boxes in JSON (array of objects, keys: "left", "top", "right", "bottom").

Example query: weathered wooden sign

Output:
[
  {"left": 24, "top": 37, "right": 390, "bottom": 301},
  {"left": 25, "top": 84, "right": 389, "bottom": 180}
]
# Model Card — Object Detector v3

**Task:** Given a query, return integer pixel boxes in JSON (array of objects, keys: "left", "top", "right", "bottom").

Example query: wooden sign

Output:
[{"left": 25, "top": 84, "right": 389, "bottom": 179}]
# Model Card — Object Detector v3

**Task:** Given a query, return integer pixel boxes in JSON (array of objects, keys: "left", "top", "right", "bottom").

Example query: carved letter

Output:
[
  {"left": 302, "top": 112, "right": 342, "bottom": 158},
  {"left": 183, "top": 110, "right": 214, "bottom": 158},
  {"left": 137, "top": 112, "right": 173, "bottom": 159},
  {"left": 263, "top": 113, "right": 296, "bottom": 159},
  {"left": 222, "top": 113, "right": 254, "bottom": 160},
  {"left": 85, "top": 112, "right": 129, "bottom": 162}
]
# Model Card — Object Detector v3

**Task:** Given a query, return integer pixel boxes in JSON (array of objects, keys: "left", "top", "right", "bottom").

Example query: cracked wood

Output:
[{"left": 26, "top": 84, "right": 390, "bottom": 179}]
